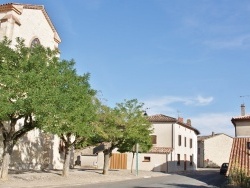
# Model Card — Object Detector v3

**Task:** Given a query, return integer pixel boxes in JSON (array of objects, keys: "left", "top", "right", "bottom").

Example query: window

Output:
[
  {"left": 198, "top": 148, "right": 200, "bottom": 154},
  {"left": 190, "top": 155, "right": 193, "bottom": 166},
  {"left": 190, "top": 138, "right": 193, "bottom": 148},
  {"left": 247, "top": 142, "right": 250, "bottom": 150},
  {"left": 151, "top": 135, "right": 157, "bottom": 144},
  {"left": 184, "top": 137, "right": 187, "bottom": 147},
  {"left": 177, "top": 154, "right": 180, "bottom": 165},
  {"left": 31, "top": 38, "right": 40, "bottom": 48},
  {"left": 178, "top": 135, "right": 181, "bottom": 146},
  {"left": 143, "top": 156, "right": 151, "bottom": 162}
]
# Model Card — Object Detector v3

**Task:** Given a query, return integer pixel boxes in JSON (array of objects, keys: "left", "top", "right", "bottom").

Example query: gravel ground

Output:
[{"left": 0, "top": 167, "right": 169, "bottom": 188}]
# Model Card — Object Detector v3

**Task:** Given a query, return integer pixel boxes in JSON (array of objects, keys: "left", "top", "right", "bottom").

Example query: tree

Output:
[
  {"left": 95, "top": 99, "right": 152, "bottom": 175},
  {"left": 42, "top": 60, "right": 98, "bottom": 177},
  {"left": 0, "top": 38, "right": 62, "bottom": 179}
]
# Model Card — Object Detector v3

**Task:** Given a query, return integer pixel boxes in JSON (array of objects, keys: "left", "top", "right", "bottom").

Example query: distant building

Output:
[
  {"left": 0, "top": 3, "right": 68, "bottom": 170},
  {"left": 227, "top": 104, "right": 250, "bottom": 176},
  {"left": 197, "top": 132, "right": 233, "bottom": 168}
]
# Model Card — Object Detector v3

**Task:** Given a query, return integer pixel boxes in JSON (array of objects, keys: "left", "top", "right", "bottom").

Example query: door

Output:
[{"left": 110, "top": 153, "right": 127, "bottom": 169}]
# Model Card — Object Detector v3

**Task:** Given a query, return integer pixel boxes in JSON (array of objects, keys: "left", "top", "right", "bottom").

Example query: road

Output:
[{"left": 54, "top": 169, "right": 228, "bottom": 188}]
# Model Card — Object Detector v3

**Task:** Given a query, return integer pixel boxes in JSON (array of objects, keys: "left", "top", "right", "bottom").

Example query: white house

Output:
[
  {"left": 142, "top": 114, "right": 200, "bottom": 172},
  {"left": 0, "top": 3, "right": 67, "bottom": 170},
  {"left": 82, "top": 114, "right": 200, "bottom": 173},
  {"left": 197, "top": 132, "right": 233, "bottom": 168}
]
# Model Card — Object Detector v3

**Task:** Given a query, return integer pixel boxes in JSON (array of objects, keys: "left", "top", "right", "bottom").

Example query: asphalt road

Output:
[{"left": 57, "top": 169, "right": 227, "bottom": 188}]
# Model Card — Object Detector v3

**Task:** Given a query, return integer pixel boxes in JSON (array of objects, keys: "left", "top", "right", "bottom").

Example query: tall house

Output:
[
  {"left": 227, "top": 104, "right": 250, "bottom": 176},
  {"left": 146, "top": 114, "right": 200, "bottom": 172}
]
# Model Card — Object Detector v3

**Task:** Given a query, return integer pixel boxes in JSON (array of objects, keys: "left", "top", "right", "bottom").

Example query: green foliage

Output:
[
  {"left": 228, "top": 165, "right": 250, "bottom": 188},
  {"left": 94, "top": 99, "right": 153, "bottom": 152},
  {"left": 41, "top": 59, "right": 98, "bottom": 148},
  {"left": 0, "top": 37, "right": 61, "bottom": 129}
]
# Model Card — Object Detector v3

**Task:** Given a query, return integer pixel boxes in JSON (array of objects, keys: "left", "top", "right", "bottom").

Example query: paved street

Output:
[{"left": 37, "top": 168, "right": 227, "bottom": 188}]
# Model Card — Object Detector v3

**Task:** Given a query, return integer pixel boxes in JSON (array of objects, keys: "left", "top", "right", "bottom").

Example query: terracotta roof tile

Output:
[
  {"left": 148, "top": 114, "right": 200, "bottom": 135},
  {"left": 148, "top": 114, "right": 176, "bottom": 122},
  {"left": 227, "top": 137, "right": 250, "bottom": 176},
  {"left": 148, "top": 147, "right": 173, "bottom": 154}
]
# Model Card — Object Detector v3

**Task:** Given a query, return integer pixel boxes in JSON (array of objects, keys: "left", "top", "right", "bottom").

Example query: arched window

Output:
[{"left": 30, "top": 38, "right": 40, "bottom": 48}]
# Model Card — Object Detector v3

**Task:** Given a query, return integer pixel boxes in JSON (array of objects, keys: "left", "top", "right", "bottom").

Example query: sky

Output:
[{"left": 3, "top": 0, "right": 250, "bottom": 137}]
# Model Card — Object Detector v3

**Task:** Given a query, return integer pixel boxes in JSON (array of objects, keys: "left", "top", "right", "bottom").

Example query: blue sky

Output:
[{"left": 5, "top": 0, "right": 250, "bottom": 136}]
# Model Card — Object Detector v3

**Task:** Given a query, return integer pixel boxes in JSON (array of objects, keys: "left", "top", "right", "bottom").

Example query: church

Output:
[{"left": 0, "top": 3, "right": 71, "bottom": 170}]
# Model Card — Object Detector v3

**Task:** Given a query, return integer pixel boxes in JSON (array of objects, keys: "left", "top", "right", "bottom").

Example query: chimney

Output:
[
  {"left": 186, "top": 119, "right": 191, "bottom": 126},
  {"left": 178, "top": 117, "right": 183, "bottom": 123},
  {"left": 241, "top": 104, "right": 246, "bottom": 116}
]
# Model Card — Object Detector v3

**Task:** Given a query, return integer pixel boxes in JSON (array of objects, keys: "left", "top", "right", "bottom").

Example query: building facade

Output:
[
  {"left": 86, "top": 114, "right": 200, "bottom": 173},
  {"left": 0, "top": 3, "right": 67, "bottom": 170},
  {"left": 197, "top": 133, "right": 233, "bottom": 168}
]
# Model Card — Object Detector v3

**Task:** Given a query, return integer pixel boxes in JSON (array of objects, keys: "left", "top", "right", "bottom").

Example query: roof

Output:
[
  {"left": 198, "top": 133, "right": 232, "bottom": 141},
  {"left": 148, "top": 147, "right": 173, "bottom": 154},
  {"left": 148, "top": 114, "right": 200, "bottom": 135},
  {"left": 231, "top": 115, "right": 250, "bottom": 126},
  {"left": 227, "top": 137, "right": 250, "bottom": 176},
  {"left": 0, "top": 3, "right": 61, "bottom": 43},
  {"left": 148, "top": 114, "right": 176, "bottom": 122}
]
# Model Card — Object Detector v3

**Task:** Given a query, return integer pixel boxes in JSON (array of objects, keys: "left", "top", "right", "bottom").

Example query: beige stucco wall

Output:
[
  {"left": 203, "top": 134, "right": 233, "bottom": 167},
  {"left": 235, "top": 122, "right": 250, "bottom": 137},
  {"left": 0, "top": 6, "right": 58, "bottom": 49},
  {"left": 152, "top": 123, "right": 172, "bottom": 147}
]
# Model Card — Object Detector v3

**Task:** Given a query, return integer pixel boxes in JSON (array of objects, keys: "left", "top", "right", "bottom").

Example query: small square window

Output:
[{"left": 143, "top": 156, "right": 151, "bottom": 162}]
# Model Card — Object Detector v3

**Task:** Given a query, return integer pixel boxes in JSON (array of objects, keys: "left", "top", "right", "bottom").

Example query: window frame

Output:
[
  {"left": 143, "top": 156, "right": 151, "bottom": 162},
  {"left": 151, "top": 135, "right": 157, "bottom": 145},
  {"left": 178, "top": 135, "right": 181, "bottom": 146},
  {"left": 190, "top": 138, "right": 193, "bottom": 148}
]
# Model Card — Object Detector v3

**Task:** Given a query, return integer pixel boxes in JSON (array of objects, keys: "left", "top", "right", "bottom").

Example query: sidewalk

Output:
[{"left": 0, "top": 167, "right": 169, "bottom": 188}]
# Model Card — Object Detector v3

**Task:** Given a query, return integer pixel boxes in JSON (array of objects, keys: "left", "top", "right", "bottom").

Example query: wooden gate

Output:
[{"left": 110, "top": 153, "right": 127, "bottom": 169}]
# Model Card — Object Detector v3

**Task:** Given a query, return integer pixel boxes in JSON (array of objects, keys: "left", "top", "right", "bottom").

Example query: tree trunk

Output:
[
  {"left": 1, "top": 141, "right": 14, "bottom": 180},
  {"left": 103, "top": 149, "right": 111, "bottom": 175},
  {"left": 62, "top": 145, "right": 70, "bottom": 177}
]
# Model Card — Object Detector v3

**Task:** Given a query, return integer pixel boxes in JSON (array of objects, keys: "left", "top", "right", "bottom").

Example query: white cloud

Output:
[
  {"left": 143, "top": 95, "right": 213, "bottom": 115},
  {"left": 190, "top": 113, "right": 235, "bottom": 137},
  {"left": 196, "top": 95, "right": 213, "bottom": 106},
  {"left": 143, "top": 95, "right": 235, "bottom": 137}
]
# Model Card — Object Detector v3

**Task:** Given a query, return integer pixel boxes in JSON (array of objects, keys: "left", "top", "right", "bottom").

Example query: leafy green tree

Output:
[
  {"left": 0, "top": 38, "right": 62, "bottom": 179},
  {"left": 95, "top": 99, "right": 152, "bottom": 175},
  {"left": 42, "top": 60, "right": 98, "bottom": 177}
]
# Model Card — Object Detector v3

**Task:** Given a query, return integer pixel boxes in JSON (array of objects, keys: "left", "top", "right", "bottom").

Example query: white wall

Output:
[
  {"left": 204, "top": 134, "right": 233, "bottom": 167},
  {"left": 0, "top": 5, "right": 59, "bottom": 49}
]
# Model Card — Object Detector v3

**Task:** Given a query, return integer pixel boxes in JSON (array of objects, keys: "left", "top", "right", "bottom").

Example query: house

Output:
[
  {"left": 0, "top": 3, "right": 68, "bottom": 170},
  {"left": 84, "top": 114, "right": 200, "bottom": 173},
  {"left": 197, "top": 133, "right": 233, "bottom": 168},
  {"left": 144, "top": 114, "right": 200, "bottom": 172},
  {"left": 227, "top": 104, "right": 250, "bottom": 176}
]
